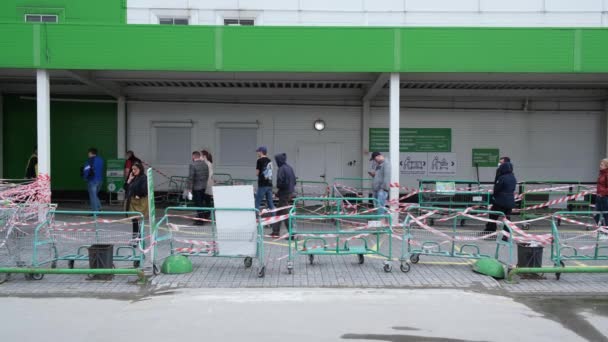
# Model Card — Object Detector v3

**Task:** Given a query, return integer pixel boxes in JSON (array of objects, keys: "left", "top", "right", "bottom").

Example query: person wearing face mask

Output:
[
  {"left": 595, "top": 159, "right": 608, "bottom": 226},
  {"left": 494, "top": 156, "right": 511, "bottom": 183}
]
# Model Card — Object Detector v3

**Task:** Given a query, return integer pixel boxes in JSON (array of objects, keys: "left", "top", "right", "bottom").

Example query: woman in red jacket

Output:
[{"left": 596, "top": 159, "right": 608, "bottom": 225}]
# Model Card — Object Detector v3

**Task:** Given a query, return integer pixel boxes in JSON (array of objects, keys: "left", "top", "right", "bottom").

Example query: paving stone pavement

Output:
[{"left": 3, "top": 207, "right": 608, "bottom": 297}]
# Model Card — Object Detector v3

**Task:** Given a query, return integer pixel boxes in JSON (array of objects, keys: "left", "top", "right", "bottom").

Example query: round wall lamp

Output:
[{"left": 314, "top": 119, "right": 326, "bottom": 131}]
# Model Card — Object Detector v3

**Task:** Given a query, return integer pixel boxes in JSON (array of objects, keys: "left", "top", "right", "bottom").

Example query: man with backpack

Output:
[
  {"left": 255, "top": 146, "right": 276, "bottom": 214},
  {"left": 271, "top": 153, "right": 296, "bottom": 237},
  {"left": 82, "top": 147, "right": 104, "bottom": 212}
]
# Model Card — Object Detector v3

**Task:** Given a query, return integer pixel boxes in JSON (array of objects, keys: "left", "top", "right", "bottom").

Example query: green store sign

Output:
[
  {"left": 106, "top": 159, "right": 125, "bottom": 192},
  {"left": 369, "top": 128, "right": 451, "bottom": 152},
  {"left": 472, "top": 148, "right": 500, "bottom": 167}
]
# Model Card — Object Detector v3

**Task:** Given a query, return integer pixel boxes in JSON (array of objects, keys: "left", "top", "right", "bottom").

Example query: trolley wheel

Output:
[
  {"left": 133, "top": 260, "right": 141, "bottom": 269},
  {"left": 152, "top": 263, "right": 160, "bottom": 276},
  {"left": 555, "top": 261, "right": 566, "bottom": 280},
  {"left": 27, "top": 273, "right": 44, "bottom": 281},
  {"left": 244, "top": 257, "right": 253, "bottom": 268},
  {"left": 523, "top": 224, "right": 531, "bottom": 231},
  {"left": 586, "top": 226, "right": 592, "bottom": 231},
  {"left": 410, "top": 254, "right": 420, "bottom": 264},
  {"left": 287, "top": 262, "right": 294, "bottom": 275},
  {"left": 309, "top": 254, "right": 315, "bottom": 265},
  {"left": 460, "top": 219, "right": 466, "bottom": 227},
  {"left": 400, "top": 263, "right": 411, "bottom": 273},
  {"left": 51, "top": 261, "right": 57, "bottom": 269},
  {"left": 68, "top": 260, "right": 75, "bottom": 269},
  {"left": 257, "top": 266, "right": 266, "bottom": 278},
  {"left": 357, "top": 254, "right": 364, "bottom": 265},
  {"left": 383, "top": 263, "right": 392, "bottom": 273}
]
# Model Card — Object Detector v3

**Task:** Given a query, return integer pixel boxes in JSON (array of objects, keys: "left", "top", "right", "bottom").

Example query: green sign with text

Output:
[
  {"left": 106, "top": 159, "right": 125, "bottom": 192},
  {"left": 472, "top": 149, "right": 500, "bottom": 167},
  {"left": 369, "top": 128, "right": 451, "bottom": 152}
]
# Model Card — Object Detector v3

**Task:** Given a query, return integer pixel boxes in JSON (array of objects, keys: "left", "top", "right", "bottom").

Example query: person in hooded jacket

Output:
[
  {"left": 485, "top": 162, "right": 517, "bottom": 232},
  {"left": 595, "top": 159, "right": 608, "bottom": 226},
  {"left": 272, "top": 153, "right": 296, "bottom": 237}
]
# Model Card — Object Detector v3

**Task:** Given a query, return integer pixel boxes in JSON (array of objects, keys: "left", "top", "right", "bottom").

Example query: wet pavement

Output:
[{"left": 2, "top": 289, "right": 608, "bottom": 342}]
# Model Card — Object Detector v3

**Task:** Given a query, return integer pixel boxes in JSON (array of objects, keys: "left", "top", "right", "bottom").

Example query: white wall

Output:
[
  {"left": 127, "top": 101, "right": 362, "bottom": 189},
  {"left": 128, "top": 100, "right": 602, "bottom": 190},
  {"left": 370, "top": 108, "right": 603, "bottom": 188},
  {"left": 127, "top": 0, "right": 608, "bottom": 27}
]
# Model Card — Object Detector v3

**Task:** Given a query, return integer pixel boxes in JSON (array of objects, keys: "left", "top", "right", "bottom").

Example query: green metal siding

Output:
[
  {"left": 0, "top": 0, "right": 125, "bottom": 24},
  {"left": 1, "top": 24, "right": 607, "bottom": 73},
  {"left": 2, "top": 95, "right": 117, "bottom": 190}
]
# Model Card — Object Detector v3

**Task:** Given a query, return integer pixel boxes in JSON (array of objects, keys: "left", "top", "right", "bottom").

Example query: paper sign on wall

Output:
[
  {"left": 428, "top": 153, "right": 457, "bottom": 175},
  {"left": 399, "top": 153, "right": 427, "bottom": 175}
]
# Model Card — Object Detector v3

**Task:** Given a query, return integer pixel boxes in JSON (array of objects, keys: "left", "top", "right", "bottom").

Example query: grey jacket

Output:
[
  {"left": 188, "top": 160, "right": 209, "bottom": 191},
  {"left": 372, "top": 159, "right": 390, "bottom": 192}
]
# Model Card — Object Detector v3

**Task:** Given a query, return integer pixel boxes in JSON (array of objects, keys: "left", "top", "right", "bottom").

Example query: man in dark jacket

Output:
[
  {"left": 272, "top": 153, "right": 296, "bottom": 237},
  {"left": 188, "top": 151, "right": 209, "bottom": 225},
  {"left": 485, "top": 162, "right": 517, "bottom": 232}
]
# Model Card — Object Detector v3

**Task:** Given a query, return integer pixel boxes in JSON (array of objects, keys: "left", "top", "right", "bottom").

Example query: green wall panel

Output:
[
  {"left": 43, "top": 24, "right": 216, "bottom": 71},
  {"left": 3, "top": 95, "right": 117, "bottom": 191},
  {"left": 222, "top": 27, "right": 395, "bottom": 72},
  {"left": 401, "top": 28, "right": 576, "bottom": 72},
  {"left": 0, "top": 24, "right": 34, "bottom": 68},
  {"left": 1, "top": 24, "right": 608, "bottom": 73},
  {"left": 0, "top": 0, "right": 124, "bottom": 24}
]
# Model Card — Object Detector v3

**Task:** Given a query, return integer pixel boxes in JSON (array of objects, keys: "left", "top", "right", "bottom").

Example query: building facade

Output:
[{"left": 1, "top": 0, "right": 607, "bottom": 195}]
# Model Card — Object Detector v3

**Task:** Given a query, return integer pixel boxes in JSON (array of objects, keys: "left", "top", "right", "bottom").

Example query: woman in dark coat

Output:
[
  {"left": 125, "top": 162, "right": 148, "bottom": 250},
  {"left": 485, "top": 162, "right": 517, "bottom": 232}
]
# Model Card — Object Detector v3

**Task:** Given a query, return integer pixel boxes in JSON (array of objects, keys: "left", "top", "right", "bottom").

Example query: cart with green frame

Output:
[{"left": 287, "top": 197, "right": 393, "bottom": 274}]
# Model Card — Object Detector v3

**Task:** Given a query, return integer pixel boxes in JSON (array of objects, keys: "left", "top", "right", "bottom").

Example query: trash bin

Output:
[
  {"left": 88, "top": 244, "right": 114, "bottom": 280},
  {"left": 517, "top": 243, "right": 543, "bottom": 268}
]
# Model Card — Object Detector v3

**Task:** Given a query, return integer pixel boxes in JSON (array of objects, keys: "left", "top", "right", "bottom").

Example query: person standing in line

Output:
[
  {"left": 188, "top": 151, "right": 209, "bottom": 225},
  {"left": 82, "top": 148, "right": 104, "bottom": 212},
  {"left": 125, "top": 162, "right": 148, "bottom": 260},
  {"left": 202, "top": 150, "right": 214, "bottom": 219},
  {"left": 372, "top": 153, "right": 390, "bottom": 216},
  {"left": 368, "top": 152, "right": 381, "bottom": 203},
  {"left": 25, "top": 147, "right": 38, "bottom": 179},
  {"left": 485, "top": 161, "right": 517, "bottom": 232},
  {"left": 271, "top": 153, "right": 296, "bottom": 237},
  {"left": 255, "top": 146, "right": 275, "bottom": 213},
  {"left": 124, "top": 150, "right": 142, "bottom": 181},
  {"left": 595, "top": 159, "right": 608, "bottom": 226}
]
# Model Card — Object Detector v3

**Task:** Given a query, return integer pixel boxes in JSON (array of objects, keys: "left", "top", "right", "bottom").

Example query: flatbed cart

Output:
[
  {"left": 153, "top": 206, "right": 266, "bottom": 277},
  {"left": 418, "top": 179, "right": 491, "bottom": 227},
  {"left": 518, "top": 181, "right": 593, "bottom": 229},
  {"left": 400, "top": 206, "right": 515, "bottom": 273},
  {"left": 287, "top": 197, "right": 393, "bottom": 274}
]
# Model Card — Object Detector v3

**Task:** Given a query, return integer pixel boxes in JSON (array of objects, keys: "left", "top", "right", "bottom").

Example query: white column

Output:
[
  {"left": 36, "top": 70, "right": 50, "bottom": 177},
  {"left": 117, "top": 96, "right": 126, "bottom": 157},
  {"left": 361, "top": 100, "right": 371, "bottom": 178},
  {"left": 389, "top": 73, "right": 400, "bottom": 214}
]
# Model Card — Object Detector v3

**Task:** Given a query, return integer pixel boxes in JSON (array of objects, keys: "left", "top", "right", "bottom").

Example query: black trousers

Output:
[
  {"left": 202, "top": 193, "right": 213, "bottom": 219},
  {"left": 486, "top": 205, "right": 512, "bottom": 232},
  {"left": 192, "top": 189, "right": 205, "bottom": 218},
  {"left": 272, "top": 191, "right": 292, "bottom": 234},
  {"left": 132, "top": 218, "right": 140, "bottom": 246}
]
